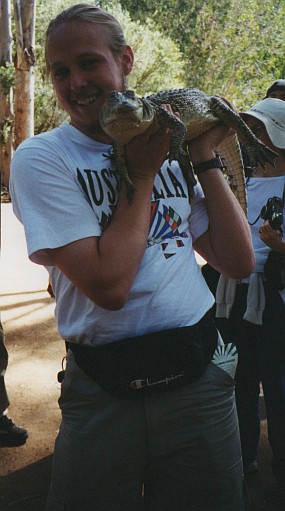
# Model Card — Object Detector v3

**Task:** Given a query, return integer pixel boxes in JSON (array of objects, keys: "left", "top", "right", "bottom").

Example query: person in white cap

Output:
[{"left": 204, "top": 97, "right": 285, "bottom": 505}]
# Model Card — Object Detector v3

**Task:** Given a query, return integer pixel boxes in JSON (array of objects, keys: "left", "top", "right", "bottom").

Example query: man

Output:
[{"left": 9, "top": 4, "right": 254, "bottom": 510}]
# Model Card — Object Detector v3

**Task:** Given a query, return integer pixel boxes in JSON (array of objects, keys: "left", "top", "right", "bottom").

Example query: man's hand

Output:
[{"left": 125, "top": 104, "right": 175, "bottom": 182}]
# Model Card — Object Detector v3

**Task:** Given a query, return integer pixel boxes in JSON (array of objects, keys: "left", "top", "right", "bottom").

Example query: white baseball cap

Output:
[{"left": 243, "top": 98, "right": 285, "bottom": 149}]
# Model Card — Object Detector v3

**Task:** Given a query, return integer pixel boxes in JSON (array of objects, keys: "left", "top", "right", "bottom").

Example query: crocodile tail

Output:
[
  {"left": 217, "top": 134, "right": 247, "bottom": 216},
  {"left": 245, "top": 139, "right": 279, "bottom": 171}
]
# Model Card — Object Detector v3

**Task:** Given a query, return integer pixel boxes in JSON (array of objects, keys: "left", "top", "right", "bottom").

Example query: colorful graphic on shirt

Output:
[
  {"left": 77, "top": 162, "right": 190, "bottom": 257},
  {"left": 148, "top": 201, "right": 188, "bottom": 258}
]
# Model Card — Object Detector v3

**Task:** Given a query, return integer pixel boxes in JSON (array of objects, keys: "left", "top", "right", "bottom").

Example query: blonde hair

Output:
[{"left": 45, "top": 3, "right": 126, "bottom": 74}]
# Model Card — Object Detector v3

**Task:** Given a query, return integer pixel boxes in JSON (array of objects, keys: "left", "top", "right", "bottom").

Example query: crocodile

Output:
[{"left": 99, "top": 88, "right": 278, "bottom": 213}]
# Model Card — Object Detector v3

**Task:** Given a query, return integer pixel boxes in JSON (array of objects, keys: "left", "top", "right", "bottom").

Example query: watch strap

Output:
[{"left": 193, "top": 157, "right": 223, "bottom": 174}]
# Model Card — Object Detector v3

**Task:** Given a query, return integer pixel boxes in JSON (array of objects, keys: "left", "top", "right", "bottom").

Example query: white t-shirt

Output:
[
  {"left": 246, "top": 176, "right": 285, "bottom": 272},
  {"left": 10, "top": 123, "right": 214, "bottom": 346}
]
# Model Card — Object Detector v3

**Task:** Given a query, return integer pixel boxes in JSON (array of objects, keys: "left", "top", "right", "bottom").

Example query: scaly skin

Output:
[{"left": 100, "top": 88, "right": 278, "bottom": 212}]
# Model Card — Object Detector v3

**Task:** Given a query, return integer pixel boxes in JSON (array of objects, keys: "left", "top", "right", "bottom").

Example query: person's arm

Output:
[
  {"left": 191, "top": 125, "right": 255, "bottom": 279},
  {"left": 47, "top": 121, "right": 171, "bottom": 311},
  {"left": 47, "top": 113, "right": 254, "bottom": 310}
]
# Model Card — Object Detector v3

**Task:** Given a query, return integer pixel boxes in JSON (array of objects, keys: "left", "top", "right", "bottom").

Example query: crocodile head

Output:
[{"left": 100, "top": 90, "right": 155, "bottom": 144}]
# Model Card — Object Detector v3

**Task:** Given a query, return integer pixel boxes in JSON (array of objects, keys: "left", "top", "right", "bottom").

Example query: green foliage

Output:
[
  {"left": 192, "top": 0, "right": 285, "bottom": 108},
  {"left": 0, "top": 117, "right": 13, "bottom": 144},
  {"left": 24, "top": 0, "right": 285, "bottom": 132},
  {"left": 120, "top": 0, "right": 285, "bottom": 109},
  {"left": 0, "top": 63, "right": 16, "bottom": 96},
  {"left": 120, "top": 0, "right": 231, "bottom": 53},
  {"left": 34, "top": 0, "right": 76, "bottom": 132},
  {"left": 107, "top": 4, "right": 185, "bottom": 95}
]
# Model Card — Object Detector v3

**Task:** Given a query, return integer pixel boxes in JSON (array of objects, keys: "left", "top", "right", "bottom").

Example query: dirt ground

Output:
[{"left": 0, "top": 202, "right": 282, "bottom": 510}]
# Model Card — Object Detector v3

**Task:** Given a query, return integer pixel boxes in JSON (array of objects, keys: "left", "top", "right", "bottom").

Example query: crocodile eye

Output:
[
  {"left": 126, "top": 90, "right": 136, "bottom": 99},
  {"left": 108, "top": 90, "right": 119, "bottom": 99}
]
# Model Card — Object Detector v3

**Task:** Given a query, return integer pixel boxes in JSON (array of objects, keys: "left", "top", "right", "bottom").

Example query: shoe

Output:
[
  {"left": 0, "top": 415, "right": 28, "bottom": 447},
  {"left": 243, "top": 460, "right": 258, "bottom": 474}
]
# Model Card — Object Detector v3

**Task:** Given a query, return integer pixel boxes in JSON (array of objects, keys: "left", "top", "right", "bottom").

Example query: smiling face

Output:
[{"left": 46, "top": 20, "right": 134, "bottom": 141}]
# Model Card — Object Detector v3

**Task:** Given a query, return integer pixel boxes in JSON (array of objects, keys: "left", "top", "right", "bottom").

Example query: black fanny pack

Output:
[{"left": 67, "top": 310, "right": 218, "bottom": 399}]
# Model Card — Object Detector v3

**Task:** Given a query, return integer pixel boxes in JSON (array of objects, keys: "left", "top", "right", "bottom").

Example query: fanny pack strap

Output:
[{"left": 67, "top": 309, "right": 218, "bottom": 399}]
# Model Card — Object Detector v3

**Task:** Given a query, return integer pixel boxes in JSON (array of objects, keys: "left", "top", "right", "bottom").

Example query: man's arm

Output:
[
  {"left": 48, "top": 113, "right": 254, "bottom": 309},
  {"left": 47, "top": 122, "right": 171, "bottom": 311},
  {"left": 191, "top": 125, "right": 255, "bottom": 278}
]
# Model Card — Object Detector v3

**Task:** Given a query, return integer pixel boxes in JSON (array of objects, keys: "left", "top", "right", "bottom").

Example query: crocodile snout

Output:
[{"left": 116, "top": 102, "right": 137, "bottom": 115}]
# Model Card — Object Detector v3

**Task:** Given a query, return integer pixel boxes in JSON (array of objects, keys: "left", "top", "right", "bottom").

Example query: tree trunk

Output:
[
  {"left": 0, "top": 0, "right": 14, "bottom": 189},
  {"left": 13, "top": 0, "right": 36, "bottom": 149}
]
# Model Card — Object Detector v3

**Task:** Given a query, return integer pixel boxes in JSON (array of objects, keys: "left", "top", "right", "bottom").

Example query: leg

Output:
[
  {"left": 235, "top": 335, "right": 261, "bottom": 467},
  {"left": 0, "top": 322, "right": 10, "bottom": 414},
  {"left": 46, "top": 350, "right": 146, "bottom": 511},
  {"left": 216, "top": 286, "right": 261, "bottom": 466},
  {"left": 0, "top": 322, "right": 28, "bottom": 447},
  {"left": 258, "top": 287, "right": 285, "bottom": 484},
  {"left": 144, "top": 362, "right": 248, "bottom": 511}
]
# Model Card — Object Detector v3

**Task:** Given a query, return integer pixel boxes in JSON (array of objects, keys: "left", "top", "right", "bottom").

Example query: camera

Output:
[{"left": 260, "top": 196, "right": 283, "bottom": 231}]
